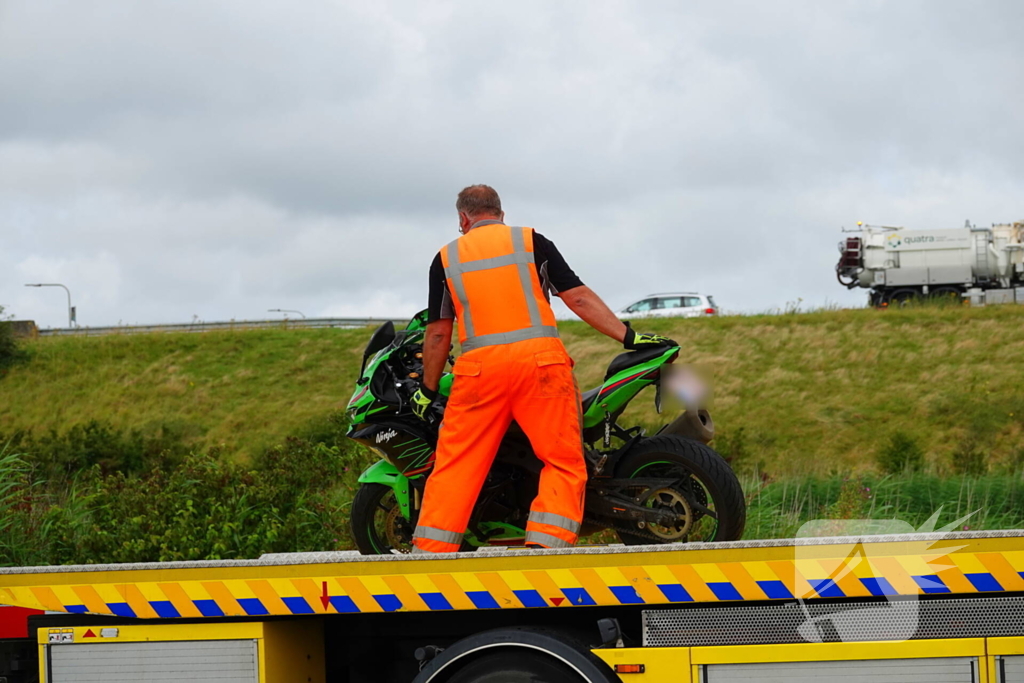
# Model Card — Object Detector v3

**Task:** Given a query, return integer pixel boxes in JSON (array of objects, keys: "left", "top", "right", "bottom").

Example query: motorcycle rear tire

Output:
[{"left": 613, "top": 435, "right": 745, "bottom": 544}]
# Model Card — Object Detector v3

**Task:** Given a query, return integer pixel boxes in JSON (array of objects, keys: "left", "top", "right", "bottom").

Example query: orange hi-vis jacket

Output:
[
  {"left": 439, "top": 222, "right": 560, "bottom": 352},
  {"left": 412, "top": 221, "right": 588, "bottom": 553}
]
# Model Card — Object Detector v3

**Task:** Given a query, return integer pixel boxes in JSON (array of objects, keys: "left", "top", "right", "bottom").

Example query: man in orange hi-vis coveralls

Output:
[{"left": 409, "top": 185, "right": 676, "bottom": 552}]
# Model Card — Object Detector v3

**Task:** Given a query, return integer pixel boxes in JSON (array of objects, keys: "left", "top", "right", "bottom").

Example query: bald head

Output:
[{"left": 456, "top": 184, "right": 502, "bottom": 219}]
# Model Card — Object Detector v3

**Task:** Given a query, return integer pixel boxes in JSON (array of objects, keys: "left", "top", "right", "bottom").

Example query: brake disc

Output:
[{"left": 383, "top": 502, "right": 414, "bottom": 553}]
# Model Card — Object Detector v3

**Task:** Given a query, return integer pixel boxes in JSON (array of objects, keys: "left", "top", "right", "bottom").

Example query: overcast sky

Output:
[{"left": 2, "top": 1, "right": 1022, "bottom": 329}]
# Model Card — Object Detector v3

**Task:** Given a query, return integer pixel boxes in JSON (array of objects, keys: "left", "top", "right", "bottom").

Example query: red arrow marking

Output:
[
  {"left": 550, "top": 597, "right": 565, "bottom": 606},
  {"left": 320, "top": 582, "right": 331, "bottom": 610},
  {"left": 83, "top": 629, "right": 97, "bottom": 638}
]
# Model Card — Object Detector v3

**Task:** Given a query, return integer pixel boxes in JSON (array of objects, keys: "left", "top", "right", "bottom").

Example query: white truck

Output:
[{"left": 837, "top": 220, "right": 1024, "bottom": 306}]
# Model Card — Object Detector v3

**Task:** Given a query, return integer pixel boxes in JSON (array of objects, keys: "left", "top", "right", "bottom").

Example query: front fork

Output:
[
  {"left": 357, "top": 460, "right": 415, "bottom": 520},
  {"left": 356, "top": 460, "right": 529, "bottom": 548}
]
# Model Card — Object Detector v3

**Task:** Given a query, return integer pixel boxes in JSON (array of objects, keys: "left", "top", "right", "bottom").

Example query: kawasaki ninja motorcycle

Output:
[{"left": 346, "top": 311, "right": 745, "bottom": 554}]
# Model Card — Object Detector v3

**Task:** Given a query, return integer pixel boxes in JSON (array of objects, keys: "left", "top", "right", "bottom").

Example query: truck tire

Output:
[
  {"left": 413, "top": 628, "right": 618, "bottom": 683},
  {"left": 930, "top": 287, "right": 962, "bottom": 303},
  {"left": 614, "top": 435, "right": 746, "bottom": 544},
  {"left": 447, "top": 651, "right": 586, "bottom": 683},
  {"left": 887, "top": 289, "right": 920, "bottom": 307}
]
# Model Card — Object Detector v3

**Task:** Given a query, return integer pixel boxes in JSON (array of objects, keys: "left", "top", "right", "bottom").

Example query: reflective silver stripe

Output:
[
  {"left": 445, "top": 251, "right": 532, "bottom": 276},
  {"left": 414, "top": 525, "right": 463, "bottom": 546},
  {"left": 460, "top": 325, "right": 560, "bottom": 352},
  {"left": 528, "top": 511, "right": 581, "bottom": 535},
  {"left": 443, "top": 240, "right": 475, "bottom": 339},
  {"left": 525, "top": 531, "right": 571, "bottom": 548},
  {"left": 512, "top": 227, "right": 544, "bottom": 327},
  {"left": 444, "top": 225, "right": 559, "bottom": 352}
]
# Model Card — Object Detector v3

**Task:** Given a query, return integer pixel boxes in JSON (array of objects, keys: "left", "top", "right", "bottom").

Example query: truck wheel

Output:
[
  {"left": 614, "top": 435, "right": 746, "bottom": 544},
  {"left": 930, "top": 287, "right": 962, "bottom": 304},
  {"left": 447, "top": 651, "right": 585, "bottom": 683},
  {"left": 888, "top": 289, "right": 920, "bottom": 307},
  {"left": 413, "top": 628, "right": 618, "bottom": 683}
]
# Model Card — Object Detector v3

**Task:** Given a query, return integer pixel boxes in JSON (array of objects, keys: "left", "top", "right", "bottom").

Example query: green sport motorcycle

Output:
[{"left": 345, "top": 311, "right": 745, "bottom": 554}]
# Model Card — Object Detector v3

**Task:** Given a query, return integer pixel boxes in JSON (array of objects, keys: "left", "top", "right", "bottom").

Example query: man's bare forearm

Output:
[
  {"left": 558, "top": 285, "right": 627, "bottom": 342},
  {"left": 422, "top": 319, "right": 454, "bottom": 392}
]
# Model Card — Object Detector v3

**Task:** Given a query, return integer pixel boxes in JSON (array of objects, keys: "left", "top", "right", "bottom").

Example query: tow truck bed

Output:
[{"left": 1, "top": 531, "right": 1022, "bottom": 682}]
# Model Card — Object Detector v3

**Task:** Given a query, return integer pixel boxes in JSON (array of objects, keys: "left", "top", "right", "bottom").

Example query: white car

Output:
[{"left": 619, "top": 292, "right": 719, "bottom": 319}]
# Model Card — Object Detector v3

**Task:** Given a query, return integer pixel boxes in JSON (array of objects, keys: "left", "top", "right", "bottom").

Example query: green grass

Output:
[
  {"left": 3, "top": 305, "right": 1024, "bottom": 563},
  {"left": 3, "top": 305, "right": 1024, "bottom": 474},
  {"left": 742, "top": 472, "right": 1024, "bottom": 540},
  {"left": 0, "top": 327, "right": 370, "bottom": 459}
]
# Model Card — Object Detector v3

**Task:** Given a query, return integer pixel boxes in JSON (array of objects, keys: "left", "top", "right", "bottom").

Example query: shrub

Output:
[
  {"left": 1, "top": 420, "right": 191, "bottom": 483},
  {"left": 951, "top": 437, "right": 988, "bottom": 477},
  {"left": 877, "top": 431, "right": 925, "bottom": 474},
  {"left": 0, "top": 305, "right": 20, "bottom": 370},
  {"left": 826, "top": 478, "right": 870, "bottom": 520},
  {"left": 0, "top": 446, "right": 29, "bottom": 539},
  {"left": 0, "top": 417, "right": 366, "bottom": 566},
  {"left": 715, "top": 427, "right": 748, "bottom": 467}
]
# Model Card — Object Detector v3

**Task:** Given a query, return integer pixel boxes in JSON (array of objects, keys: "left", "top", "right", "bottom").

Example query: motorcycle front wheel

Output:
[
  {"left": 613, "top": 435, "right": 746, "bottom": 544},
  {"left": 351, "top": 482, "right": 476, "bottom": 555}
]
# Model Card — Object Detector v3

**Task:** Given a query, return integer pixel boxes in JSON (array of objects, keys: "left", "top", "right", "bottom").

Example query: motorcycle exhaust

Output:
[{"left": 662, "top": 408, "right": 715, "bottom": 444}]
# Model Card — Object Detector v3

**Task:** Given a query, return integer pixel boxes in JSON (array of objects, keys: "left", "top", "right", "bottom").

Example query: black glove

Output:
[
  {"left": 622, "top": 321, "right": 678, "bottom": 350},
  {"left": 410, "top": 386, "right": 439, "bottom": 421}
]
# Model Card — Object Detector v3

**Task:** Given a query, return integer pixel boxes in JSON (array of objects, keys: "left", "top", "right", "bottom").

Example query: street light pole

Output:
[
  {"left": 268, "top": 308, "right": 306, "bottom": 319},
  {"left": 24, "top": 283, "right": 74, "bottom": 328}
]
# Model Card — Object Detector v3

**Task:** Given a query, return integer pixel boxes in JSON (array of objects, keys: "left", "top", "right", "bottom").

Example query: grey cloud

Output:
[{"left": 2, "top": 0, "right": 1022, "bottom": 328}]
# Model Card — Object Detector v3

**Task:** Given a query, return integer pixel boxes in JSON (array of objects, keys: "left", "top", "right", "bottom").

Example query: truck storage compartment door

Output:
[
  {"left": 928, "top": 265, "right": 973, "bottom": 285},
  {"left": 1001, "top": 655, "right": 1024, "bottom": 682},
  {"left": 701, "top": 657, "right": 978, "bottom": 683},
  {"left": 49, "top": 639, "right": 258, "bottom": 683},
  {"left": 885, "top": 267, "right": 929, "bottom": 286}
]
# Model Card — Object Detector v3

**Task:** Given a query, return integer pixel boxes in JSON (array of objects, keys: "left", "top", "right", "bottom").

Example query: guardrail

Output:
[{"left": 37, "top": 317, "right": 407, "bottom": 337}]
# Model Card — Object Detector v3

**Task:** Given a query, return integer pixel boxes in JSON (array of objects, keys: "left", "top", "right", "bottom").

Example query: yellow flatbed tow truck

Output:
[{"left": 1, "top": 530, "right": 1023, "bottom": 682}]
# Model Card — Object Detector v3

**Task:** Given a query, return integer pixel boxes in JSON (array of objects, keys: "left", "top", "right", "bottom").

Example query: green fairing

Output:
[
  {"left": 465, "top": 522, "right": 526, "bottom": 547},
  {"left": 405, "top": 310, "right": 429, "bottom": 331},
  {"left": 581, "top": 347, "right": 677, "bottom": 428},
  {"left": 357, "top": 460, "right": 413, "bottom": 519}
]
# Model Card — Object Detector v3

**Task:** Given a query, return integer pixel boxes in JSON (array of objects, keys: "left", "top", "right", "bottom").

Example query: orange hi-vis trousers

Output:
[{"left": 412, "top": 336, "right": 588, "bottom": 553}]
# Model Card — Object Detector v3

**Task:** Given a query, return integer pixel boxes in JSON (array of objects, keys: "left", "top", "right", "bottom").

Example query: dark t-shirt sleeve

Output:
[
  {"left": 427, "top": 252, "right": 455, "bottom": 323},
  {"left": 533, "top": 232, "right": 584, "bottom": 294}
]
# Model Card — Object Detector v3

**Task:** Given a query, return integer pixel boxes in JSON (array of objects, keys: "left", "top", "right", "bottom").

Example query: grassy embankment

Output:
[
  {"left": 2, "top": 305, "right": 1024, "bottom": 563},
  {"left": 6, "top": 306, "right": 1024, "bottom": 472}
]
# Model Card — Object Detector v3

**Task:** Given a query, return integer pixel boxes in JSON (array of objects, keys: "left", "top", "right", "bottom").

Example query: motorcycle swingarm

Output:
[{"left": 585, "top": 477, "right": 684, "bottom": 527}]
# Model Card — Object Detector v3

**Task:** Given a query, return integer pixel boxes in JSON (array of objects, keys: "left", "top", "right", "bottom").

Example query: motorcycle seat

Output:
[
  {"left": 604, "top": 346, "right": 672, "bottom": 381},
  {"left": 580, "top": 386, "right": 602, "bottom": 413}
]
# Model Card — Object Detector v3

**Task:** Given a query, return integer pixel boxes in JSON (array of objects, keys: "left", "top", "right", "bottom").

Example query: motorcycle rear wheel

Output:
[
  {"left": 351, "top": 483, "right": 476, "bottom": 555},
  {"left": 614, "top": 435, "right": 745, "bottom": 544}
]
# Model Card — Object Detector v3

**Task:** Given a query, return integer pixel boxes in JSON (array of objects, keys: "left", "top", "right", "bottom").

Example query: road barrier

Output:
[{"left": 37, "top": 317, "right": 407, "bottom": 337}]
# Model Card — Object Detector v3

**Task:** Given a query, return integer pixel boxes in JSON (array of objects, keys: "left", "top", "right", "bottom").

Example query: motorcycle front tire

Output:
[{"left": 351, "top": 482, "right": 476, "bottom": 555}]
